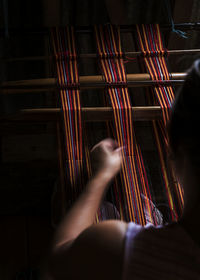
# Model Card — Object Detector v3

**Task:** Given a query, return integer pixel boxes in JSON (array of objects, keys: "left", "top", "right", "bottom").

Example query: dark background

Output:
[{"left": 0, "top": 0, "right": 200, "bottom": 279}]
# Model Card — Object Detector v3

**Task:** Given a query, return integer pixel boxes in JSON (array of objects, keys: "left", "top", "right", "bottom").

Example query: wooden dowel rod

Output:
[
  {"left": 0, "top": 73, "right": 186, "bottom": 93},
  {"left": 0, "top": 23, "right": 200, "bottom": 37},
  {"left": 2, "top": 106, "right": 162, "bottom": 122},
  {"left": 1, "top": 49, "right": 200, "bottom": 62}
]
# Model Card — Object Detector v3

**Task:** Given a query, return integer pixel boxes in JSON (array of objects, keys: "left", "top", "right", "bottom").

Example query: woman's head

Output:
[
  {"left": 168, "top": 59, "right": 200, "bottom": 168},
  {"left": 168, "top": 59, "right": 200, "bottom": 212}
]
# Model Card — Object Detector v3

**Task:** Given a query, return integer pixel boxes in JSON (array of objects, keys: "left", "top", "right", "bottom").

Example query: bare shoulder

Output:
[
  {"left": 77, "top": 219, "right": 128, "bottom": 246},
  {"left": 48, "top": 220, "right": 128, "bottom": 280},
  {"left": 71, "top": 220, "right": 128, "bottom": 280}
]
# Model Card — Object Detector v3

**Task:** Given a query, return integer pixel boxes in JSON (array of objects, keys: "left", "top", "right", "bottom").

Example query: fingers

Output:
[
  {"left": 90, "top": 138, "right": 123, "bottom": 178},
  {"left": 114, "top": 146, "right": 123, "bottom": 154},
  {"left": 91, "top": 138, "right": 121, "bottom": 153}
]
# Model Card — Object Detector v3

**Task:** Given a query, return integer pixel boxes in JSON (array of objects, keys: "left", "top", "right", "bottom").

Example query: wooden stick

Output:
[
  {"left": 1, "top": 49, "right": 200, "bottom": 62},
  {"left": 0, "top": 73, "right": 186, "bottom": 93},
  {"left": 0, "top": 23, "right": 200, "bottom": 37},
  {"left": 2, "top": 106, "right": 162, "bottom": 122}
]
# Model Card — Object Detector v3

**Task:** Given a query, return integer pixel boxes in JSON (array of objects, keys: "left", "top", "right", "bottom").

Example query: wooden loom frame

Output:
[
  {"left": 0, "top": 23, "right": 197, "bottom": 218},
  {"left": 0, "top": 23, "right": 200, "bottom": 123}
]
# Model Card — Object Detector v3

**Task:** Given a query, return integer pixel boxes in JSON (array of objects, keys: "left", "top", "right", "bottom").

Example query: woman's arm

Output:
[
  {"left": 53, "top": 138, "right": 123, "bottom": 248},
  {"left": 46, "top": 139, "right": 128, "bottom": 280}
]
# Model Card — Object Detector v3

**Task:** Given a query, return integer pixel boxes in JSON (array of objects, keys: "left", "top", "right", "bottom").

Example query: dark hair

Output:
[{"left": 168, "top": 59, "right": 200, "bottom": 161}]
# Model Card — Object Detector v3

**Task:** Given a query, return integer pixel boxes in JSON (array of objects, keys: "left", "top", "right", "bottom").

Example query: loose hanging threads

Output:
[
  {"left": 136, "top": 24, "right": 184, "bottom": 220},
  {"left": 95, "top": 24, "right": 160, "bottom": 225},
  {"left": 164, "top": 0, "right": 187, "bottom": 39}
]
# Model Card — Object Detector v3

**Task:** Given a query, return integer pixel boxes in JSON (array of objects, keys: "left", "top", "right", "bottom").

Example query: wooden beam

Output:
[
  {"left": 1, "top": 106, "right": 162, "bottom": 123},
  {"left": 0, "top": 23, "right": 200, "bottom": 37},
  {"left": 0, "top": 73, "right": 186, "bottom": 93},
  {"left": 1, "top": 49, "right": 200, "bottom": 63}
]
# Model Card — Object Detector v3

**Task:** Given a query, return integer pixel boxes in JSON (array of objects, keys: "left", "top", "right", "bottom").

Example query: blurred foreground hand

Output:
[{"left": 90, "top": 138, "right": 122, "bottom": 179}]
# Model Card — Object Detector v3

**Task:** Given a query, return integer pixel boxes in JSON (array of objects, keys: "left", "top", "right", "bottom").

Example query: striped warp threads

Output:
[
  {"left": 95, "top": 24, "right": 159, "bottom": 225},
  {"left": 51, "top": 27, "right": 83, "bottom": 193},
  {"left": 136, "top": 24, "right": 184, "bottom": 219}
]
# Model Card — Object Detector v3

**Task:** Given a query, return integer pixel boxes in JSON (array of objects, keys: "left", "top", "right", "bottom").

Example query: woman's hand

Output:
[{"left": 90, "top": 138, "right": 122, "bottom": 180}]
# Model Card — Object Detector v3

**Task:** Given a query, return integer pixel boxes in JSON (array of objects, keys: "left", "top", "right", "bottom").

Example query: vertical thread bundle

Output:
[
  {"left": 95, "top": 25, "right": 160, "bottom": 225},
  {"left": 52, "top": 27, "right": 83, "bottom": 193},
  {"left": 136, "top": 24, "right": 184, "bottom": 220}
]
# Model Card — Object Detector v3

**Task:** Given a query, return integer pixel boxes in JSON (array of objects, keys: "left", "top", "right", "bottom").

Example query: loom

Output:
[{"left": 1, "top": 22, "right": 199, "bottom": 225}]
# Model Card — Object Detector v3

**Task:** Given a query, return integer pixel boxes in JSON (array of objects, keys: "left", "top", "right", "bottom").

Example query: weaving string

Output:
[
  {"left": 51, "top": 27, "right": 84, "bottom": 200},
  {"left": 95, "top": 25, "right": 160, "bottom": 225},
  {"left": 136, "top": 24, "right": 184, "bottom": 219}
]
